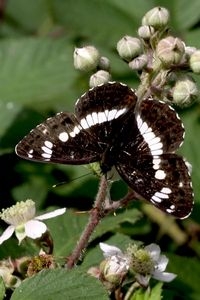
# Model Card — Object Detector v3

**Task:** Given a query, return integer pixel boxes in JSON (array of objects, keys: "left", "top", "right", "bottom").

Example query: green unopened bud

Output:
[
  {"left": 142, "top": 7, "right": 170, "bottom": 28},
  {"left": 89, "top": 70, "right": 111, "bottom": 87},
  {"left": 172, "top": 77, "right": 198, "bottom": 107},
  {"left": 117, "top": 36, "right": 142, "bottom": 62},
  {"left": 98, "top": 56, "right": 110, "bottom": 71},
  {"left": 138, "top": 25, "right": 155, "bottom": 40},
  {"left": 73, "top": 46, "right": 100, "bottom": 72},
  {"left": 129, "top": 54, "right": 148, "bottom": 71},
  {"left": 190, "top": 50, "right": 200, "bottom": 73},
  {"left": 156, "top": 36, "right": 185, "bottom": 67}
]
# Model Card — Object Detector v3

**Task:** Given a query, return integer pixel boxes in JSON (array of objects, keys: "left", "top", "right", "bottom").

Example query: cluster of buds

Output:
[
  {"left": 73, "top": 46, "right": 111, "bottom": 87},
  {"left": 74, "top": 6, "right": 200, "bottom": 107}
]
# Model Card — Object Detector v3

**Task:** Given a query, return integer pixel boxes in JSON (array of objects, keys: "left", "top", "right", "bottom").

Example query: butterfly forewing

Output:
[
  {"left": 16, "top": 112, "right": 102, "bottom": 164},
  {"left": 16, "top": 82, "right": 137, "bottom": 165}
]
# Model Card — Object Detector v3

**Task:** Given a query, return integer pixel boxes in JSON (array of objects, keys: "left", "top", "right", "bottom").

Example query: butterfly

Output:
[{"left": 15, "top": 82, "right": 193, "bottom": 218}]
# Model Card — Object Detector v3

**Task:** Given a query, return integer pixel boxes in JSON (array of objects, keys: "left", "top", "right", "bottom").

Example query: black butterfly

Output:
[{"left": 15, "top": 82, "right": 193, "bottom": 218}]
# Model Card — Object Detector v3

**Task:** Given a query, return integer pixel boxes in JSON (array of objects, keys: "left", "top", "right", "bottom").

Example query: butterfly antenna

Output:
[{"left": 52, "top": 172, "right": 92, "bottom": 188}]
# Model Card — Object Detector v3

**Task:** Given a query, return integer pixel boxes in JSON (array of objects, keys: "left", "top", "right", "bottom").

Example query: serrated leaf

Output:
[{"left": 11, "top": 269, "right": 108, "bottom": 300}]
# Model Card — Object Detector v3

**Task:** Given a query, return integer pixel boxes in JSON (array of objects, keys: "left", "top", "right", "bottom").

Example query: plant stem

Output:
[{"left": 67, "top": 175, "right": 108, "bottom": 268}]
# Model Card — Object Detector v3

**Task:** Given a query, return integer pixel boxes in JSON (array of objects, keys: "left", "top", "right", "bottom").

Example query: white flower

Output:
[
  {"left": 99, "top": 243, "right": 130, "bottom": 285},
  {"left": 99, "top": 242, "right": 176, "bottom": 287},
  {"left": 135, "top": 243, "right": 177, "bottom": 286},
  {"left": 0, "top": 200, "right": 66, "bottom": 245}
]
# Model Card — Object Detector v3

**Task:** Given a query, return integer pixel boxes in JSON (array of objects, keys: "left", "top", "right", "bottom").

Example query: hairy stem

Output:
[{"left": 67, "top": 175, "right": 108, "bottom": 268}]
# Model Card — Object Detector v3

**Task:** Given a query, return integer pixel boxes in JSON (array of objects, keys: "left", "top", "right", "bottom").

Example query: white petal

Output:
[
  {"left": 135, "top": 274, "right": 150, "bottom": 287},
  {"left": 25, "top": 220, "right": 47, "bottom": 239},
  {"left": 99, "top": 243, "right": 123, "bottom": 257},
  {"left": 156, "top": 255, "right": 169, "bottom": 272},
  {"left": 35, "top": 208, "right": 66, "bottom": 220},
  {"left": 0, "top": 225, "right": 15, "bottom": 244},
  {"left": 153, "top": 271, "right": 176, "bottom": 282},
  {"left": 145, "top": 243, "right": 161, "bottom": 261}
]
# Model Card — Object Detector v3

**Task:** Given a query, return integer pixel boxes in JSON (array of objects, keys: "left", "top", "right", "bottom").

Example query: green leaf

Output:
[
  {"left": 130, "top": 282, "right": 163, "bottom": 300},
  {"left": 173, "top": 0, "right": 200, "bottom": 30},
  {"left": 11, "top": 269, "right": 108, "bottom": 300},
  {"left": 0, "top": 37, "right": 78, "bottom": 143},
  {"left": 167, "top": 254, "right": 200, "bottom": 300},
  {"left": 0, "top": 277, "right": 5, "bottom": 300},
  {"left": 46, "top": 209, "right": 88, "bottom": 256},
  {"left": 180, "top": 107, "right": 200, "bottom": 209},
  {"left": 52, "top": 0, "right": 139, "bottom": 46},
  {"left": 92, "top": 208, "right": 142, "bottom": 240}
]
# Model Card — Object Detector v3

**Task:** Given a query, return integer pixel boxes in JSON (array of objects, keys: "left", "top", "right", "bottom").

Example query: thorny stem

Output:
[
  {"left": 67, "top": 175, "right": 108, "bottom": 268},
  {"left": 66, "top": 178, "right": 139, "bottom": 269}
]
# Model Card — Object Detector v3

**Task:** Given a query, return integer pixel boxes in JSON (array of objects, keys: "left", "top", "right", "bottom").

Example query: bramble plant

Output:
[{"left": 0, "top": 5, "right": 200, "bottom": 300}]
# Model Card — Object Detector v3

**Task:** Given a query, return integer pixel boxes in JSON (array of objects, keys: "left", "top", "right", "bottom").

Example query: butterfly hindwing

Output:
[{"left": 117, "top": 153, "right": 193, "bottom": 218}]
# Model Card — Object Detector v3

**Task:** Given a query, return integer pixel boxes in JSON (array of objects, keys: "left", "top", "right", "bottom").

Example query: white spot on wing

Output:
[
  {"left": 80, "top": 118, "right": 89, "bottom": 129},
  {"left": 154, "top": 191, "right": 169, "bottom": 199},
  {"left": 114, "top": 107, "right": 127, "bottom": 119},
  {"left": 151, "top": 149, "right": 163, "bottom": 155},
  {"left": 44, "top": 141, "right": 53, "bottom": 149},
  {"left": 108, "top": 109, "right": 117, "bottom": 121},
  {"left": 86, "top": 114, "right": 94, "bottom": 127},
  {"left": 149, "top": 142, "right": 163, "bottom": 150},
  {"left": 155, "top": 169, "right": 166, "bottom": 180},
  {"left": 161, "top": 187, "right": 172, "bottom": 194},
  {"left": 92, "top": 112, "right": 98, "bottom": 124},
  {"left": 98, "top": 111, "right": 107, "bottom": 123},
  {"left": 42, "top": 146, "right": 52, "bottom": 155},
  {"left": 151, "top": 195, "right": 162, "bottom": 203},
  {"left": 139, "top": 121, "right": 148, "bottom": 135},
  {"left": 59, "top": 131, "right": 69, "bottom": 142},
  {"left": 42, "top": 153, "right": 51, "bottom": 159}
]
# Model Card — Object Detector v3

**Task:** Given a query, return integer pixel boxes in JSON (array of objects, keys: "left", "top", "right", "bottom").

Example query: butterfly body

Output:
[{"left": 15, "top": 82, "right": 193, "bottom": 218}]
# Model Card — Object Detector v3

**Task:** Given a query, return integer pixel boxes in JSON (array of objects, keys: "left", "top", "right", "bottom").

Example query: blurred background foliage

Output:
[{"left": 0, "top": 0, "right": 200, "bottom": 299}]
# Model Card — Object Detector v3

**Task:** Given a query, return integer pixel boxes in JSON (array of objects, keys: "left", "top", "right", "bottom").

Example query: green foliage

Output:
[
  {"left": 11, "top": 269, "right": 109, "bottom": 300},
  {"left": 0, "top": 0, "right": 200, "bottom": 299}
]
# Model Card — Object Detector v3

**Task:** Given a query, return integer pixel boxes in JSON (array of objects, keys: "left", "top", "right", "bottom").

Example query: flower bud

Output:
[
  {"left": 138, "top": 25, "right": 155, "bottom": 40},
  {"left": 89, "top": 70, "right": 111, "bottom": 87},
  {"left": 117, "top": 36, "right": 142, "bottom": 62},
  {"left": 100, "top": 256, "right": 128, "bottom": 285},
  {"left": 98, "top": 56, "right": 110, "bottom": 71},
  {"left": 73, "top": 46, "right": 100, "bottom": 72},
  {"left": 156, "top": 36, "right": 185, "bottom": 67},
  {"left": 190, "top": 50, "right": 200, "bottom": 73},
  {"left": 129, "top": 54, "right": 148, "bottom": 71},
  {"left": 142, "top": 7, "right": 170, "bottom": 28},
  {"left": 172, "top": 76, "right": 198, "bottom": 107}
]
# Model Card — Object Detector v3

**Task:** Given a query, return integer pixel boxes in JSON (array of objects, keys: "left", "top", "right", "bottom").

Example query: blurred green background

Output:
[{"left": 0, "top": 1, "right": 200, "bottom": 299}]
